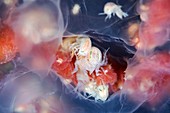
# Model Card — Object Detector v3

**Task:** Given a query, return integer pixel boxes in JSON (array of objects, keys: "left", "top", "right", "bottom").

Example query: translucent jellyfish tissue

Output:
[{"left": 0, "top": 0, "right": 170, "bottom": 113}]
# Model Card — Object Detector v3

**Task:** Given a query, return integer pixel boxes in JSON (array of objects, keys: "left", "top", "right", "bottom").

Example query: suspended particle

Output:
[{"left": 72, "top": 4, "right": 81, "bottom": 15}]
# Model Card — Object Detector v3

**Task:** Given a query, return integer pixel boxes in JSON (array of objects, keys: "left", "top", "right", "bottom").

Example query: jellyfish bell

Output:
[
  {"left": 123, "top": 52, "right": 170, "bottom": 109},
  {"left": 13, "top": 7, "right": 60, "bottom": 44},
  {"left": 8, "top": 0, "right": 65, "bottom": 76},
  {"left": 0, "top": 64, "right": 64, "bottom": 113},
  {"left": 11, "top": 0, "right": 65, "bottom": 44},
  {"left": 0, "top": 70, "right": 40, "bottom": 112},
  {"left": 18, "top": 40, "right": 59, "bottom": 77},
  {"left": 137, "top": 0, "right": 170, "bottom": 51}
]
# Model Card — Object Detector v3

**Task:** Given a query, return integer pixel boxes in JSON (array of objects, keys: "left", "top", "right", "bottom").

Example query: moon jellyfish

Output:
[
  {"left": 8, "top": 0, "right": 66, "bottom": 76},
  {"left": 11, "top": 0, "right": 65, "bottom": 44},
  {"left": 137, "top": 0, "right": 170, "bottom": 51},
  {"left": 121, "top": 0, "right": 170, "bottom": 112},
  {"left": 0, "top": 60, "right": 64, "bottom": 113}
]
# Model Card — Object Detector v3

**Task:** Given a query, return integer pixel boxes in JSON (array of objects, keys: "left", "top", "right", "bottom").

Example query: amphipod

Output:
[
  {"left": 99, "top": 2, "right": 128, "bottom": 21},
  {"left": 70, "top": 36, "right": 92, "bottom": 57}
]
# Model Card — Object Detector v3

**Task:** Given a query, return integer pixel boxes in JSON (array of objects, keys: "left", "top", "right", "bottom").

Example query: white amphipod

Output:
[
  {"left": 99, "top": 2, "right": 128, "bottom": 21},
  {"left": 70, "top": 36, "right": 92, "bottom": 57},
  {"left": 95, "top": 84, "right": 109, "bottom": 101},
  {"left": 73, "top": 46, "right": 103, "bottom": 74},
  {"left": 86, "top": 46, "right": 102, "bottom": 74}
]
